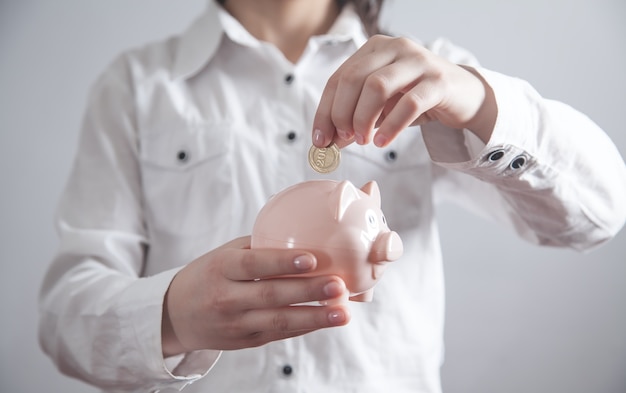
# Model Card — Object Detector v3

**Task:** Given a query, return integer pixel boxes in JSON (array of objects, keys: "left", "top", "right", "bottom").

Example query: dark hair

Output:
[
  {"left": 340, "top": 0, "right": 385, "bottom": 36},
  {"left": 215, "top": 0, "right": 386, "bottom": 37}
]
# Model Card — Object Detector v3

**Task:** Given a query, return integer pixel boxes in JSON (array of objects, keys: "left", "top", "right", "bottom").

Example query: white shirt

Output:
[{"left": 38, "top": 2, "right": 626, "bottom": 393}]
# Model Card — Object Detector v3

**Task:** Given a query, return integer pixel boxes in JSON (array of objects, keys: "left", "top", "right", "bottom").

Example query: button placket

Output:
[{"left": 276, "top": 65, "right": 308, "bottom": 178}]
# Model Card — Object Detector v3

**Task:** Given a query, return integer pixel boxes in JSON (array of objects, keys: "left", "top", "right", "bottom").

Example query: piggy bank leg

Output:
[{"left": 349, "top": 288, "right": 374, "bottom": 302}]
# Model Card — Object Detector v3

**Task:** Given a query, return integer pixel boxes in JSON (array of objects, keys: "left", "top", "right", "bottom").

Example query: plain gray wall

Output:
[{"left": 1, "top": 1, "right": 624, "bottom": 392}]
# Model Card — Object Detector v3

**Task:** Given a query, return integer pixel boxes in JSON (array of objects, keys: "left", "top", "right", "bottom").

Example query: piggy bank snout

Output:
[{"left": 371, "top": 230, "right": 403, "bottom": 262}]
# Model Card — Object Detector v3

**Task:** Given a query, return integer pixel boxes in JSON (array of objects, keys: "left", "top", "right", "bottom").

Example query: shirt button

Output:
[
  {"left": 286, "top": 131, "right": 297, "bottom": 142},
  {"left": 282, "top": 365, "right": 293, "bottom": 376},
  {"left": 510, "top": 155, "right": 526, "bottom": 169},
  {"left": 177, "top": 150, "right": 189, "bottom": 163},
  {"left": 385, "top": 150, "right": 398, "bottom": 162},
  {"left": 284, "top": 73, "right": 294, "bottom": 84}
]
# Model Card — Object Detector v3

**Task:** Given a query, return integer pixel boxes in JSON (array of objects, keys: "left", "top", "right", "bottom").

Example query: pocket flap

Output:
[{"left": 140, "top": 123, "right": 233, "bottom": 171}]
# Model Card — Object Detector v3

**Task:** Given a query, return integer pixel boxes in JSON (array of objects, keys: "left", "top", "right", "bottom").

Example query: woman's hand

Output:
[
  {"left": 312, "top": 35, "right": 496, "bottom": 148},
  {"left": 161, "top": 236, "right": 350, "bottom": 357}
]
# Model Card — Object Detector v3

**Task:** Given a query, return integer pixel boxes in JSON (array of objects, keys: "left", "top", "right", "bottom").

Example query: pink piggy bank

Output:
[{"left": 251, "top": 179, "right": 403, "bottom": 302}]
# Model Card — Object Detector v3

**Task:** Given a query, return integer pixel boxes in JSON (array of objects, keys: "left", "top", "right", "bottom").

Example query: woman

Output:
[{"left": 39, "top": 0, "right": 626, "bottom": 392}]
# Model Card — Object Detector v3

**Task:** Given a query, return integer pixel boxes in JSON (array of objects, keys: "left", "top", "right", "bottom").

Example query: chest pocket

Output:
[
  {"left": 139, "top": 123, "right": 234, "bottom": 237},
  {"left": 338, "top": 127, "right": 433, "bottom": 231}
]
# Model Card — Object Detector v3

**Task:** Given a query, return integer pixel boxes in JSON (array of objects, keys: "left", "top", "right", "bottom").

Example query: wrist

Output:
[
  {"left": 161, "top": 284, "right": 187, "bottom": 357},
  {"left": 460, "top": 65, "right": 497, "bottom": 143}
]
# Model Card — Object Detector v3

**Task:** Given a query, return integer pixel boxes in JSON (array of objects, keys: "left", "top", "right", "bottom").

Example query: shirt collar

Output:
[
  {"left": 322, "top": 3, "right": 368, "bottom": 46},
  {"left": 172, "top": 1, "right": 367, "bottom": 80},
  {"left": 172, "top": 0, "right": 222, "bottom": 80}
]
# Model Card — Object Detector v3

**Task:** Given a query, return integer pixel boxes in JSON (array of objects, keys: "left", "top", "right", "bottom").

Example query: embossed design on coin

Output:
[{"left": 308, "top": 143, "right": 341, "bottom": 173}]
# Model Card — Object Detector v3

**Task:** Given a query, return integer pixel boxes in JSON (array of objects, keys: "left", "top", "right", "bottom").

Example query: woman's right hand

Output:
[{"left": 161, "top": 236, "right": 350, "bottom": 356}]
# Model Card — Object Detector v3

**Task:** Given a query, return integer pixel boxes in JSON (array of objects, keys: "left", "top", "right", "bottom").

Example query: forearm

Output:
[
  {"left": 38, "top": 229, "right": 216, "bottom": 390},
  {"left": 424, "top": 68, "right": 626, "bottom": 249},
  {"left": 459, "top": 65, "right": 497, "bottom": 144}
]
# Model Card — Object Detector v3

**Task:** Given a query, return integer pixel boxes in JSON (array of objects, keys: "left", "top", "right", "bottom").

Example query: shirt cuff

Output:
[
  {"left": 421, "top": 67, "right": 546, "bottom": 184},
  {"left": 120, "top": 267, "right": 221, "bottom": 391}
]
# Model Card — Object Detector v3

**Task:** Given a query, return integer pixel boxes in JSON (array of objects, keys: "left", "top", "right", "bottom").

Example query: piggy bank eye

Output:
[
  {"left": 381, "top": 214, "right": 387, "bottom": 225},
  {"left": 366, "top": 210, "right": 378, "bottom": 228}
]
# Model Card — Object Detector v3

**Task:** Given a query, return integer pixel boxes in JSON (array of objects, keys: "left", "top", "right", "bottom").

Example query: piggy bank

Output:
[{"left": 251, "top": 179, "right": 403, "bottom": 302}]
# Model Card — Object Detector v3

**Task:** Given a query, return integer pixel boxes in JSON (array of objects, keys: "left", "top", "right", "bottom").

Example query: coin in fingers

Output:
[{"left": 308, "top": 143, "right": 340, "bottom": 174}]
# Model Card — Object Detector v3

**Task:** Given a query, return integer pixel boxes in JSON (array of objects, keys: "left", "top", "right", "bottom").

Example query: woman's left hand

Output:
[{"left": 312, "top": 35, "right": 496, "bottom": 148}]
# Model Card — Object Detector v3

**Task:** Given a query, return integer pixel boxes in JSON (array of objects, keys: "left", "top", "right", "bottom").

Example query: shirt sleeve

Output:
[
  {"left": 38, "top": 54, "right": 220, "bottom": 391},
  {"left": 422, "top": 40, "right": 626, "bottom": 250}
]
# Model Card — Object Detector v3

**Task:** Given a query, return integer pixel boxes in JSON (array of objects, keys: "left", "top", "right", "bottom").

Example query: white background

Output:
[{"left": 1, "top": 1, "right": 624, "bottom": 392}]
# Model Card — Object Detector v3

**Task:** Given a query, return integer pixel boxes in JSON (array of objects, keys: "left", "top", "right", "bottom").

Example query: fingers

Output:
[
  {"left": 315, "top": 61, "right": 428, "bottom": 148},
  {"left": 313, "top": 81, "right": 338, "bottom": 148},
  {"left": 164, "top": 237, "right": 355, "bottom": 354},
  {"left": 221, "top": 247, "right": 318, "bottom": 281},
  {"left": 312, "top": 36, "right": 422, "bottom": 147},
  {"left": 239, "top": 304, "right": 350, "bottom": 348},
  {"left": 214, "top": 272, "right": 351, "bottom": 350},
  {"left": 312, "top": 36, "right": 390, "bottom": 148},
  {"left": 218, "top": 245, "right": 350, "bottom": 307},
  {"left": 227, "top": 275, "right": 348, "bottom": 310},
  {"left": 313, "top": 35, "right": 463, "bottom": 149},
  {"left": 352, "top": 61, "right": 424, "bottom": 145},
  {"left": 329, "top": 52, "right": 397, "bottom": 143},
  {"left": 373, "top": 79, "right": 443, "bottom": 147},
  {"left": 216, "top": 302, "right": 351, "bottom": 350}
]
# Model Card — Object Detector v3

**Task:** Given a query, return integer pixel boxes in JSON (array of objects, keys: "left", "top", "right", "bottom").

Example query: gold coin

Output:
[{"left": 308, "top": 143, "right": 341, "bottom": 173}]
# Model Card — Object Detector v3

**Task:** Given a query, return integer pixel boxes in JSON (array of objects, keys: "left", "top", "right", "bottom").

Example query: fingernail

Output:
[
  {"left": 328, "top": 309, "right": 347, "bottom": 325},
  {"left": 313, "top": 128, "right": 326, "bottom": 147},
  {"left": 293, "top": 255, "right": 314, "bottom": 270},
  {"left": 323, "top": 280, "right": 345, "bottom": 298},
  {"left": 374, "top": 133, "right": 388, "bottom": 147}
]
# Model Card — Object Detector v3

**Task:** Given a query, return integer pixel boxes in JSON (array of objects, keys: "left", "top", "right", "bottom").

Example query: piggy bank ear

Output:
[
  {"left": 331, "top": 180, "right": 361, "bottom": 221},
  {"left": 360, "top": 181, "right": 381, "bottom": 207}
]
